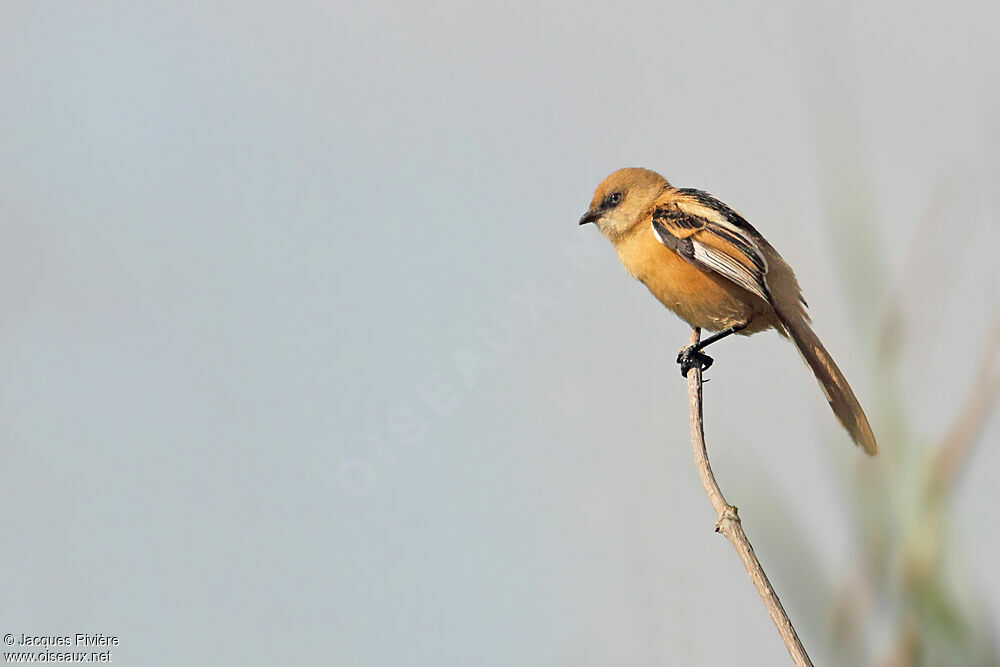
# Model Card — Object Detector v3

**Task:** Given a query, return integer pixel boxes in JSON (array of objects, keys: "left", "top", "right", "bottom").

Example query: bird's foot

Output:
[{"left": 676, "top": 346, "right": 714, "bottom": 377}]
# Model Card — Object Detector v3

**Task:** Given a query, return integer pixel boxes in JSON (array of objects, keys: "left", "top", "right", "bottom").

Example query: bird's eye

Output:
[{"left": 606, "top": 192, "right": 622, "bottom": 206}]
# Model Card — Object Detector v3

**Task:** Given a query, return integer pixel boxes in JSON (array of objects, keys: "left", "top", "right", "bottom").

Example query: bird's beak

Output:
[{"left": 579, "top": 209, "right": 600, "bottom": 225}]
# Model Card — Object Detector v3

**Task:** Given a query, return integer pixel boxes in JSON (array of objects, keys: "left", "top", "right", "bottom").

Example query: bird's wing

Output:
[{"left": 650, "top": 188, "right": 771, "bottom": 303}]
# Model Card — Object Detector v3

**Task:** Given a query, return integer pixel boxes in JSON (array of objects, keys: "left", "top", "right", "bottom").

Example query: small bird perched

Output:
[{"left": 579, "top": 167, "right": 877, "bottom": 455}]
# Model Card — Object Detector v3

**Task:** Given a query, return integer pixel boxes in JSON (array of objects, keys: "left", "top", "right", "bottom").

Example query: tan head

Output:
[{"left": 579, "top": 168, "right": 670, "bottom": 241}]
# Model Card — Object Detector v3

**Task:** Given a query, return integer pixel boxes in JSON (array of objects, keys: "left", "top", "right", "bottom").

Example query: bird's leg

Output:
[
  {"left": 691, "top": 322, "right": 748, "bottom": 352},
  {"left": 676, "top": 322, "right": 748, "bottom": 377}
]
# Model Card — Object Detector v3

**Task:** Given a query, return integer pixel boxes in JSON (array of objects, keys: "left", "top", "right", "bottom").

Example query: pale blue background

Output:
[{"left": 1, "top": 1, "right": 997, "bottom": 665}]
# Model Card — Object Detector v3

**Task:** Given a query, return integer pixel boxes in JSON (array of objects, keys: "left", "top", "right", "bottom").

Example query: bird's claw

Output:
[{"left": 677, "top": 346, "right": 714, "bottom": 377}]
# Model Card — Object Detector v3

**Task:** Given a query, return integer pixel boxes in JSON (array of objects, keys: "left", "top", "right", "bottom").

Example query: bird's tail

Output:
[{"left": 775, "top": 307, "right": 878, "bottom": 455}]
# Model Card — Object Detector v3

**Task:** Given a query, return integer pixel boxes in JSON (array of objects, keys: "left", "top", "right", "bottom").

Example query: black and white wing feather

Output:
[{"left": 650, "top": 189, "right": 771, "bottom": 303}]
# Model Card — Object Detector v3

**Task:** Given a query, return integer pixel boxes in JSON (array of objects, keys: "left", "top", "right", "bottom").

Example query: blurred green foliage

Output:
[{"left": 804, "top": 138, "right": 1000, "bottom": 665}]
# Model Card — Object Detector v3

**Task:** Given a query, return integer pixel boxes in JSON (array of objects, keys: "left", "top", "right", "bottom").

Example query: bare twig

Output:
[{"left": 685, "top": 328, "right": 813, "bottom": 667}]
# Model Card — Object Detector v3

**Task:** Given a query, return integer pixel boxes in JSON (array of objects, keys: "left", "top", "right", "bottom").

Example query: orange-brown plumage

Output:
[
  {"left": 579, "top": 167, "right": 877, "bottom": 455},
  {"left": 615, "top": 224, "right": 775, "bottom": 333}
]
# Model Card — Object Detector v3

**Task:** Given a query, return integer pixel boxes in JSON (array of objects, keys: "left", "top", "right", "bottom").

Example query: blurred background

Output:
[{"left": 1, "top": 1, "right": 998, "bottom": 665}]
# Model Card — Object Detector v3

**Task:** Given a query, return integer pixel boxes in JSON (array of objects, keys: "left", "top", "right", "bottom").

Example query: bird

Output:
[{"left": 578, "top": 167, "right": 877, "bottom": 455}]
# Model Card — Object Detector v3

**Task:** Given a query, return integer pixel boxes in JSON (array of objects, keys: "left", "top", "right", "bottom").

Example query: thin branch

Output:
[{"left": 685, "top": 328, "right": 813, "bottom": 667}]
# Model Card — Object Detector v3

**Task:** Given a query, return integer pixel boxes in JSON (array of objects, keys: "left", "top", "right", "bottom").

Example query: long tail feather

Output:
[{"left": 775, "top": 308, "right": 878, "bottom": 455}]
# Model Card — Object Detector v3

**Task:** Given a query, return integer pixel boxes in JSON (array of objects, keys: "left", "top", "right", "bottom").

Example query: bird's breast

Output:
[{"left": 615, "top": 226, "right": 770, "bottom": 333}]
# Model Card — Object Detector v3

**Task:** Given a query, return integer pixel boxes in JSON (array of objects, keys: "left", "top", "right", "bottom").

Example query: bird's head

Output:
[{"left": 579, "top": 167, "right": 670, "bottom": 241}]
